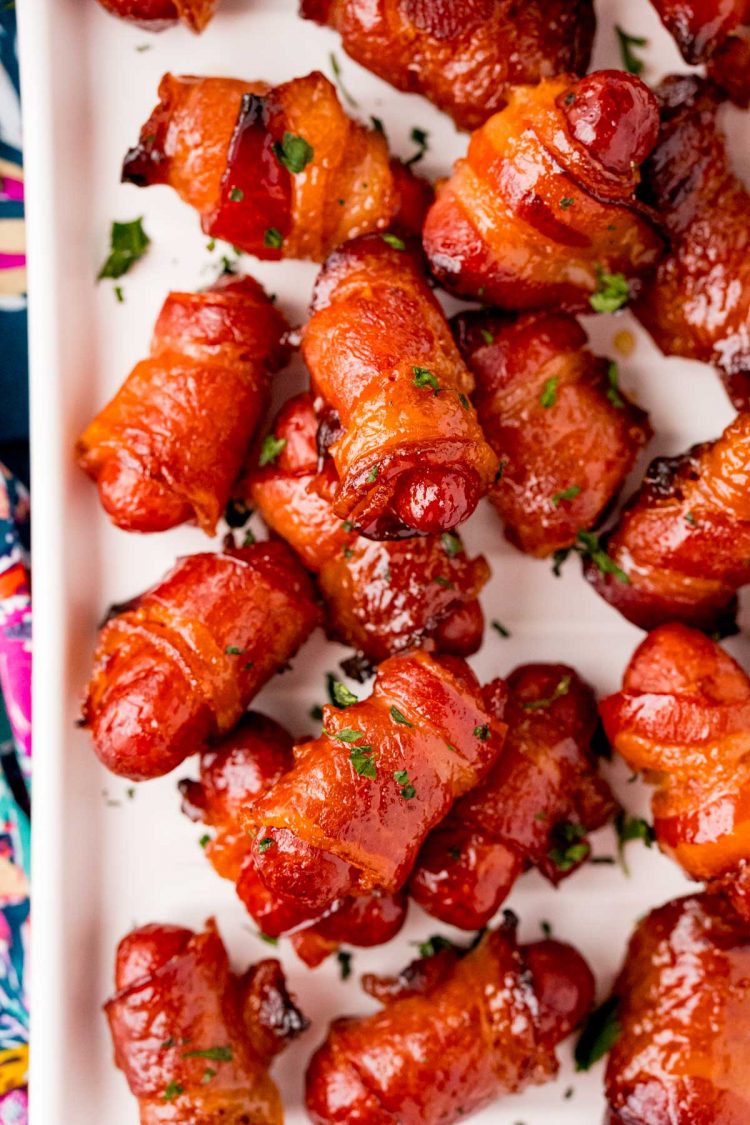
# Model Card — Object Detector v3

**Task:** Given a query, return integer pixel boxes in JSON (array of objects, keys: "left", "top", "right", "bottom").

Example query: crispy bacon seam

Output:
[
  {"left": 122, "top": 72, "right": 431, "bottom": 262},
  {"left": 422, "top": 70, "right": 663, "bottom": 312},
  {"left": 77, "top": 274, "right": 288, "bottom": 535},
  {"left": 246, "top": 392, "right": 490, "bottom": 660}
]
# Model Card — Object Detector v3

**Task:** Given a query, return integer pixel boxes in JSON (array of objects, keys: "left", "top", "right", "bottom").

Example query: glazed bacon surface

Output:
[
  {"left": 179, "top": 712, "right": 408, "bottom": 966},
  {"left": 411, "top": 665, "right": 617, "bottom": 930},
  {"left": 299, "top": 0, "right": 596, "bottom": 130},
  {"left": 604, "top": 893, "right": 750, "bottom": 1125},
  {"left": 245, "top": 651, "right": 506, "bottom": 921},
  {"left": 302, "top": 235, "right": 498, "bottom": 537},
  {"left": 454, "top": 310, "right": 651, "bottom": 557},
  {"left": 122, "top": 71, "right": 431, "bottom": 262},
  {"left": 77, "top": 275, "right": 287, "bottom": 535},
  {"left": 634, "top": 76, "right": 750, "bottom": 409},
  {"left": 422, "top": 71, "right": 663, "bottom": 313},
  {"left": 585, "top": 412, "right": 750, "bottom": 634},
  {"left": 650, "top": 0, "right": 750, "bottom": 105},
  {"left": 600, "top": 624, "right": 750, "bottom": 918},
  {"left": 95, "top": 0, "right": 216, "bottom": 32},
  {"left": 105, "top": 919, "right": 306, "bottom": 1124},
  {"left": 306, "top": 916, "right": 594, "bottom": 1125},
  {"left": 82, "top": 541, "right": 320, "bottom": 780},
  {"left": 247, "top": 393, "right": 490, "bottom": 660}
]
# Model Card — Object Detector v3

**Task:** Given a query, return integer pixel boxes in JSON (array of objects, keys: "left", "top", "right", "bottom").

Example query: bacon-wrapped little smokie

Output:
[
  {"left": 95, "top": 0, "right": 216, "bottom": 32},
  {"left": 306, "top": 913, "right": 594, "bottom": 1125},
  {"left": 245, "top": 651, "right": 506, "bottom": 924},
  {"left": 77, "top": 275, "right": 287, "bottom": 535},
  {"left": 299, "top": 0, "right": 596, "bottom": 131},
  {"left": 600, "top": 624, "right": 750, "bottom": 919},
  {"left": 604, "top": 893, "right": 750, "bottom": 1125},
  {"left": 453, "top": 310, "right": 651, "bottom": 557},
  {"left": 105, "top": 919, "right": 307, "bottom": 1124},
  {"left": 246, "top": 393, "right": 490, "bottom": 659},
  {"left": 423, "top": 71, "right": 663, "bottom": 313},
  {"left": 634, "top": 77, "right": 750, "bottom": 409},
  {"left": 650, "top": 1, "right": 750, "bottom": 106},
  {"left": 82, "top": 541, "right": 320, "bottom": 781},
  {"left": 411, "top": 665, "right": 617, "bottom": 930},
  {"left": 179, "top": 712, "right": 408, "bottom": 967},
  {"left": 302, "top": 236, "right": 498, "bottom": 537},
  {"left": 122, "top": 72, "right": 431, "bottom": 262},
  {"left": 585, "top": 412, "right": 750, "bottom": 634}
]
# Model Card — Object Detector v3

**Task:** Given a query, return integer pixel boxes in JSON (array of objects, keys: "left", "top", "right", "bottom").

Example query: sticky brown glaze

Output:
[
  {"left": 600, "top": 625, "right": 750, "bottom": 920},
  {"left": 411, "top": 665, "right": 617, "bottom": 929},
  {"left": 245, "top": 651, "right": 506, "bottom": 921},
  {"left": 95, "top": 0, "right": 216, "bottom": 31},
  {"left": 422, "top": 71, "right": 663, "bottom": 313},
  {"left": 650, "top": 1, "right": 750, "bottom": 105},
  {"left": 302, "top": 236, "right": 498, "bottom": 538},
  {"left": 179, "top": 712, "right": 408, "bottom": 965},
  {"left": 584, "top": 412, "right": 750, "bottom": 635},
  {"left": 305, "top": 916, "right": 594, "bottom": 1125},
  {"left": 246, "top": 393, "right": 490, "bottom": 659},
  {"left": 604, "top": 893, "right": 750, "bottom": 1125},
  {"left": 299, "top": 0, "right": 595, "bottom": 130},
  {"left": 77, "top": 275, "right": 288, "bottom": 535},
  {"left": 82, "top": 542, "right": 320, "bottom": 781},
  {"left": 104, "top": 919, "right": 307, "bottom": 1124},
  {"left": 453, "top": 310, "right": 651, "bottom": 557},
  {"left": 634, "top": 77, "right": 750, "bottom": 409},
  {"left": 122, "top": 72, "right": 432, "bottom": 262}
]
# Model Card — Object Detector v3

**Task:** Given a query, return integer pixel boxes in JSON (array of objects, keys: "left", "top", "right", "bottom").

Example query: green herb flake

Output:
[
  {"left": 337, "top": 949, "right": 353, "bottom": 980},
  {"left": 390, "top": 706, "right": 413, "bottom": 727},
  {"left": 540, "top": 920, "right": 553, "bottom": 938},
  {"left": 341, "top": 520, "right": 355, "bottom": 532},
  {"left": 480, "top": 328, "right": 494, "bottom": 345},
  {"left": 412, "top": 366, "right": 440, "bottom": 395},
  {"left": 273, "top": 132, "right": 314, "bottom": 175},
  {"left": 366, "top": 464, "right": 379, "bottom": 483},
  {"left": 458, "top": 393, "right": 470, "bottom": 410},
  {"left": 264, "top": 227, "right": 283, "bottom": 249},
  {"left": 350, "top": 745, "right": 377, "bottom": 779},
  {"left": 433, "top": 576, "right": 454, "bottom": 589},
  {"left": 257, "top": 932, "right": 278, "bottom": 946},
  {"left": 393, "top": 769, "right": 416, "bottom": 799},
  {"left": 163, "top": 1082, "right": 183, "bottom": 1102},
  {"left": 202, "top": 1068, "right": 217, "bottom": 1084},
  {"left": 161, "top": 1038, "right": 176, "bottom": 1050},
  {"left": 495, "top": 459, "right": 507, "bottom": 483},
  {"left": 406, "top": 126, "right": 429, "bottom": 166},
  {"left": 560, "top": 197, "right": 575, "bottom": 210},
  {"left": 440, "top": 532, "right": 463, "bottom": 557},
  {"left": 523, "top": 674, "right": 572, "bottom": 712},
  {"left": 574, "top": 997, "right": 622, "bottom": 1071},
  {"left": 590, "top": 269, "right": 630, "bottom": 314},
  {"left": 257, "top": 837, "right": 275, "bottom": 854},
  {"left": 334, "top": 728, "right": 366, "bottom": 743},
  {"left": 615, "top": 811, "right": 655, "bottom": 875},
  {"left": 381, "top": 233, "right": 406, "bottom": 251},
  {"left": 329, "top": 52, "right": 359, "bottom": 108},
  {"left": 685, "top": 510, "right": 697, "bottom": 526},
  {"left": 576, "top": 530, "right": 630, "bottom": 584},
  {"left": 540, "top": 377, "right": 558, "bottom": 408},
  {"left": 473, "top": 724, "right": 490, "bottom": 741},
  {"left": 199, "top": 834, "right": 210, "bottom": 849},
  {"left": 448, "top": 845, "right": 461, "bottom": 861},
  {"left": 548, "top": 821, "right": 590, "bottom": 872},
  {"left": 225, "top": 645, "right": 243, "bottom": 656},
  {"left": 114, "top": 285, "right": 124, "bottom": 303},
  {"left": 259, "top": 434, "right": 287, "bottom": 466},
  {"left": 606, "top": 361, "right": 625, "bottom": 408},
  {"left": 98, "top": 217, "right": 150, "bottom": 281},
  {"left": 417, "top": 934, "right": 454, "bottom": 959},
  {"left": 331, "top": 680, "right": 358, "bottom": 708},
  {"left": 343, "top": 547, "right": 354, "bottom": 560},
  {"left": 615, "top": 26, "right": 648, "bottom": 76},
  {"left": 552, "top": 484, "right": 581, "bottom": 508},
  {"left": 242, "top": 528, "right": 256, "bottom": 547},
  {"left": 229, "top": 186, "right": 244, "bottom": 202},
  {"left": 183, "top": 1046, "right": 233, "bottom": 1062},
  {"left": 492, "top": 620, "right": 510, "bottom": 638}
]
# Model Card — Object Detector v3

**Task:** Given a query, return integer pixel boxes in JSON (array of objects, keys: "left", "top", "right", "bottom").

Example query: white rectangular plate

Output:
[{"left": 19, "top": 1, "right": 750, "bottom": 1122}]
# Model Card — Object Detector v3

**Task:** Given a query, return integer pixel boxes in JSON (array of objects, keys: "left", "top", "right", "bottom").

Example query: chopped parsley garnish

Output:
[
  {"left": 264, "top": 227, "right": 283, "bottom": 249},
  {"left": 458, "top": 393, "right": 470, "bottom": 410},
  {"left": 225, "top": 645, "right": 243, "bottom": 655},
  {"left": 574, "top": 997, "right": 622, "bottom": 1071},
  {"left": 495, "top": 459, "right": 507, "bottom": 483},
  {"left": 257, "top": 932, "right": 278, "bottom": 945},
  {"left": 343, "top": 547, "right": 354, "bottom": 559},
  {"left": 202, "top": 1068, "right": 217, "bottom": 1084},
  {"left": 575, "top": 530, "right": 630, "bottom": 584},
  {"left": 183, "top": 1046, "right": 233, "bottom": 1062},
  {"left": 548, "top": 821, "right": 590, "bottom": 872},
  {"left": 257, "top": 837, "right": 274, "bottom": 854},
  {"left": 337, "top": 949, "right": 353, "bottom": 980},
  {"left": 433, "top": 576, "right": 454, "bottom": 589},
  {"left": 98, "top": 217, "right": 150, "bottom": 281},
  {"left": 199, "top": 834, "right": 210, "bottom": 849},
  {"left": 413, "top": 366, "right": 440, "bottom": 395},
  {"left": 350, "top": 744, "right": 377, "bottom": 779},
  {"left": 381, "top": 233, "right": 405, "bottom": 251},
  {"left": 492, "top": 620, "right": 510, "bottom": 638},
  {"left": 417, "top": 934, "right": 455, "bottom": 959},
  {"left": 540, "top": 377, "right": 558, "bottom": 408},
  {"left": 394, "top": 769, "right": 416, "bottom": 799},
  {"left": 473, "top": 724, "right": 490, "bottom": 741},
  {"left": 259, "top": 434, "right": 287, "bottom": 466},
  {"left": 552, "top": 485, "right": 581, "bottom": 507},
  {"left": 334, "top": 728, "right": 366, "bottom": 743},
  {"left": 163, "top": 1082, "right": 183, "bottom": 1102},
  {"left": 241, "top": 528, "right": 256, "bottom": 546},
  {"left": 331, "top": 680, "right": 358, "bottom": 707},
  {"left": 342, "top": 519, "right": 354, "bottom": 532},
  {"left": 440, "top": 532, "right": 463, "bottom": 557},
  {"left": 590, "top": 269, "right": 630, "bottom": 314},
  {"left": 114, "top": 285, "right": 124, "bottom": 303},
  {"left": 390, "top": 706, "right": 413, "bottom": 727},
  {"left": 273, "top": 132, "right": 314, "bottom": 174},
  {"left": 615, "top": 26, "right": 648, "bottom": 76},
  {"left": 366, "top": 464, "right": 379, "bottom": 483},
  {"left": 229, "top": 186, "right": 244, "bottom": 202},
  {"left": 615, "top": 811, "right": 655, "bottom": 875},
  {"left": 406, "top": 126, "right": 429, "bottom": 166},
  {"left": 685, "top": 510, "right": 697, "bottom": 526},
  {"left": 560, "top": 197, "right": 574, "bottom": 210},
  {"left": 480, "top": 328, "right": 494, "bottom": 345},
  {"left": 606, "top": 361, "right": 625, "bottom": 408},
  {"left": 329, "top": 52, "right": 359, "bottom": 108},
  {"left": 523, "top": 674, "right": 572, "bottom": 712}
]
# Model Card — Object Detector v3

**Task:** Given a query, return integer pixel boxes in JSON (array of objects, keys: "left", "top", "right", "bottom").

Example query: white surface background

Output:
[{"left": 18, "top": 0, "right": 750, "bottom": 1122}]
